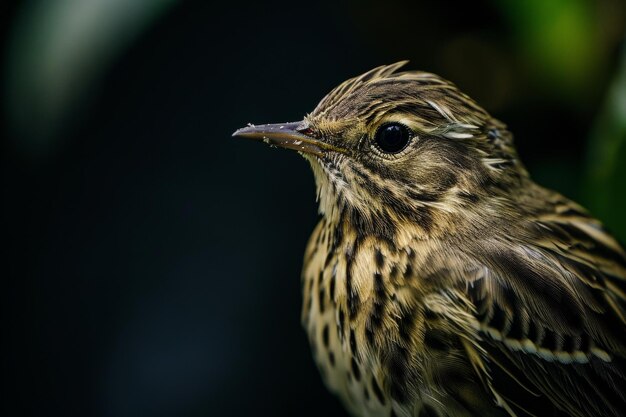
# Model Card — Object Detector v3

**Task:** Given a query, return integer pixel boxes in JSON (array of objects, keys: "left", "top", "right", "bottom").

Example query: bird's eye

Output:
[{"left": 374, "top": 123, "right": 411, "bottom": 154}]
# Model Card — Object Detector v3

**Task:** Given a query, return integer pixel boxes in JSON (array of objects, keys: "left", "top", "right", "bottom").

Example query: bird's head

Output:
[{"left": 234, "top": 62, "right": 528, "bottom": 239}]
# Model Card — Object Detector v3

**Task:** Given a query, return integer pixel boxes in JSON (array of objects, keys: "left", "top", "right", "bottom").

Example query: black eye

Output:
[{"left": 374, "top": 123, "right": 411, "bottom": 154}]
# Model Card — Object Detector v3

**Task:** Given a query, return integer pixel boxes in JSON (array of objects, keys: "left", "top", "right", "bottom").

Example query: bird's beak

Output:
[{"left": 232, "top": 121, "right": 343, "bottom": 156}]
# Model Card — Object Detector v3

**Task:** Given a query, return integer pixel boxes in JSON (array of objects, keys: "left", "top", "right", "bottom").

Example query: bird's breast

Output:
[{"left": 300, "top": 217, "right": 479, "bottom": 417}]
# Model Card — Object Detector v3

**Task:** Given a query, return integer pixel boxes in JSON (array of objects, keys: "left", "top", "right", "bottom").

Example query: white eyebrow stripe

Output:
[
  {"left": 426, "top": 99, "right": 459, "bottom": 123},
  {"left": 443, "top": 132, "right": 474, "bottom": 139},
  {"left": 456, "top": 123, "right": 480, "bottom": 130}
]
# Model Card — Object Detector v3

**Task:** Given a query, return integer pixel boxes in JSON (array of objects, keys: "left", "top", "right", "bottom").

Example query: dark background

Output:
[{"left": 2, "top": 1, "right": 626, "bottom": 416}]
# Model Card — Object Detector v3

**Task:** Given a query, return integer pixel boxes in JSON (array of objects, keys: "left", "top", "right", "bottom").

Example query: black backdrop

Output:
[{"left": 2, "top": 1, "right": 623, "bottom": 416}]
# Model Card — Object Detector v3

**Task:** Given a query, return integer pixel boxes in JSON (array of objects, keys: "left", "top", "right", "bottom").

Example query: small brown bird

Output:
[{"left": 233, "top": 62, "right": 626, "bottom": 417}]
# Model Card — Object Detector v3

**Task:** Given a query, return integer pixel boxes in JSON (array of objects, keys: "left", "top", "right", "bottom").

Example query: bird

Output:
[{"left": 232, "top": 62, "right": 626, "bottom": 417}]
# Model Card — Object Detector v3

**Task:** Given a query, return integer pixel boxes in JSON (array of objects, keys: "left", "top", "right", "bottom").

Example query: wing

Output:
[{"left": 462, "top": 196, "right": 626, "bottom": 417}]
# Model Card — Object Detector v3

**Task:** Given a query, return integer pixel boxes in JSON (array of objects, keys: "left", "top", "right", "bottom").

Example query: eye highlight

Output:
[{"left": 373, "top": 123, "right": 412, "bottom": 154}]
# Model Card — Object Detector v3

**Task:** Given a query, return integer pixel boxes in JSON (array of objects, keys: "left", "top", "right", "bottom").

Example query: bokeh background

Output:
[{"left": 2, "top": 1, "right": 626, "bottom": 416}]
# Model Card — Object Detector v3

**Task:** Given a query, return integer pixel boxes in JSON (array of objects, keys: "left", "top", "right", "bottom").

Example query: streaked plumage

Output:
[{"left": 233, "top": 62, "right": 626, "bottom": 417}]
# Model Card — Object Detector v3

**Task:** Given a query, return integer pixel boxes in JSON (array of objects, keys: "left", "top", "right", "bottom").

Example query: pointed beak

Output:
[{"left": 232, "top": 121, "right": 343, "bottom": 156}]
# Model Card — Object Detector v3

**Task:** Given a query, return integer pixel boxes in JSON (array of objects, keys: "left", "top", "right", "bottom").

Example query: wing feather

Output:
[{"left": 462, "top": 197, "right": 626, "bottom": 417}]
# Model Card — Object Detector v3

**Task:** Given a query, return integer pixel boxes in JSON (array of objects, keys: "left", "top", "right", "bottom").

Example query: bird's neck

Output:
[{"left": 306, "top": 154, "right": 536, "bottom": 245}]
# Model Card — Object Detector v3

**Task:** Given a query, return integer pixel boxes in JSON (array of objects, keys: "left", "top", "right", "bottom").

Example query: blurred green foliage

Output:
[
  {"left": 583, "top": 47, "right": 626, "bottom": 241},
  {"left": 497, "top": 0, "right": 601, "bottom": 99},
  {"left": 497, "top": 0, "right": 626, "bottom": 241}
]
